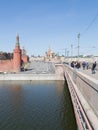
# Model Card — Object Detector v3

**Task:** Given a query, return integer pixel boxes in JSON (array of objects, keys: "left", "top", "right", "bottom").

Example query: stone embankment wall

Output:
[
  {"left": 64, "top": 65, "right": 98, "bottom": 130},
  {"left": 0, "top": 74, "right": 55, "bottom": 80},
  {"left": 55, "top": 64, "right": 64, "bottom": 80},
  {"left": 0, "top": 64, "right": 64, "bottom": 81}
]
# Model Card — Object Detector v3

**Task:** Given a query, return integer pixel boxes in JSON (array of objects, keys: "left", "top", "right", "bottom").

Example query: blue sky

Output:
[{"left": 0, "top": 0, "right": 98, "bottom": 56}]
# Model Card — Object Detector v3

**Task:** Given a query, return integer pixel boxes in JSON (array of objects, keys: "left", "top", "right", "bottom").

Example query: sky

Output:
[{"left": 0, "top": 0, "right": 98, "bottom": 56}]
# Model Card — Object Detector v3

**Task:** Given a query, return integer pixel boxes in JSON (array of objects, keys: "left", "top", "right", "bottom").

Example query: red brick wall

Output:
[
  {"left": 0, "top": 41, "right": 29, "bottom": 72},
  {"left": 0, "top": 48, "right": 21, "bottom": 73},
  {"left": 0, "top": 60, "right": 14, "bottom": 72}
]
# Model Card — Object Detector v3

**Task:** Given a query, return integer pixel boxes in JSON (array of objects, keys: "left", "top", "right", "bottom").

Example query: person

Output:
[
  {"left": 82, "top": 61, "right": 86, "bottom": 70},
  {"left": 91, "top": 61, "right": 97, "bottom": 74},
  {"left": 86, "top": 62, "right": 89, "bottom": 70},
  {"left": 76, "top": 61, "right": 81, "bottom": 69},
  {"left": 71, "top": 61, "right": 75, "bottom": 68}
]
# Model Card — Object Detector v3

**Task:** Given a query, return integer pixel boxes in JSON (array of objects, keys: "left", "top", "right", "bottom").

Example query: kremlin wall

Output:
[{"left": 0, "top": 35, "right": 29, "bottom": 73}]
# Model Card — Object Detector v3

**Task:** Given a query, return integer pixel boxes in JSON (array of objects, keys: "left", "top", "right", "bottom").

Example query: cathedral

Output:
[{"left": 45, "top": 47, "right": 55, "bottom": 61}]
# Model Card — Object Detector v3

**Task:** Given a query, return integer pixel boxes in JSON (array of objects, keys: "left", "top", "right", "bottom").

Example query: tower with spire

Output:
[{"left": 13, "top": 35, "right": 21, "bottom": 72}]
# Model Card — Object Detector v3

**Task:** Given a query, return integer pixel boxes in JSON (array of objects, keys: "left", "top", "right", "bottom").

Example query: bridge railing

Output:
[{"left": 64, "top": 64, "right": 98, "bottom": 130}]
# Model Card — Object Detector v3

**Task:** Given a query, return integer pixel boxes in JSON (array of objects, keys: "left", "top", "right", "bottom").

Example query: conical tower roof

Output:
[{"left": 15, "top": 35, "right": 20, "bottom": 47}]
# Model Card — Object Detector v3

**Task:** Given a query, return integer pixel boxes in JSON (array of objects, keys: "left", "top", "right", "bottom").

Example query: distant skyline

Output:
[{"left": 0, "top": 0, "right": 98, "bottom": 56}]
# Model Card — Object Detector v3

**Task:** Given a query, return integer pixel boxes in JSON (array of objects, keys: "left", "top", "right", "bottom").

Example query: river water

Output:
[{"left": 0, "top": 81, "right": 77, "bottom": 130}]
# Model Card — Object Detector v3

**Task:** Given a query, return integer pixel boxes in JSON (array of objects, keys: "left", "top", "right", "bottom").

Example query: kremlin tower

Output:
[
  {"left": 0, "top": 35, "right": 28, "bottom": 73},
  {"left": 13, "top": 35, "right": 21, "bottom": 72}
]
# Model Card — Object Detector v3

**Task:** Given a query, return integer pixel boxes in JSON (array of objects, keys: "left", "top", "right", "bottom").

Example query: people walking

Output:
[
  {"left": 91, "top": 61, "right": 97, "bottom": 74},
  {"left": 71, "top": 61, "right": 75, "bottom": 68},
  {"left": 86, "top": 62, "right": 89, "bottom": 70},
  {"left": 82, "top": 61, "right": 86, "bottom": 70}
]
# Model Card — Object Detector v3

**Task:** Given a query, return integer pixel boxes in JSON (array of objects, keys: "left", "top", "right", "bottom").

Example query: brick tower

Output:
[{"left": 13, "top": 35, "right": 21, "bottom": 72}]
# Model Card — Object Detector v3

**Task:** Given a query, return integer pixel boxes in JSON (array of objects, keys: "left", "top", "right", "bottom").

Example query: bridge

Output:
[{"left": 64, "top": 64, "right": 98, "bottom": 130}]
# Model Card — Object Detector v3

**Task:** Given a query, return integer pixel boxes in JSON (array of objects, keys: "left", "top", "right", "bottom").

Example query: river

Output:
[{"left": 0, "top": 81, "right": 77, "bottom": 130}]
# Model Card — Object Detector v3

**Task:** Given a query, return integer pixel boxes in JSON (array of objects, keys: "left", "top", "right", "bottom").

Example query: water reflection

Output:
[{"left": 0, "top": 81, "right": 77, "bottom": 130}]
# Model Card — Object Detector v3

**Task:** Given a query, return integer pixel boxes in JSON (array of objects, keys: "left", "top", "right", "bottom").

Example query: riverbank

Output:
[
  {"left": 0, "top": 62, "right": 65, "bottom": 81},
  {"left": 0, "top": 73, "right": 55, "bottom": 81},
  {"left": 0, "top": 73, "right": 64, "bottom": 81}
]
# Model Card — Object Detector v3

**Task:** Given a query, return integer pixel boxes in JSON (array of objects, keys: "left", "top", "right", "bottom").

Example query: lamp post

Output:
[
  {"left": 64, "top": 48, "right": 67, "bottom": 58},
  {"left": 71, "top": 44, "right": 73, "bottom": 61},
  {"left": 67, "top": 50, "right": 69, "bottom": 57},
  {"left": 71, "top": 44, "right": 73, "bottom": 56},
  {"left": 77, "top": 33, "right": 80, "bottom": 58}
]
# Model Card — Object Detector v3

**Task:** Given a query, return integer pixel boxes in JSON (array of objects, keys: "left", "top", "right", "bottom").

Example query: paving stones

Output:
[{"left": 21, "top": 61, "right": 55, "bottom": 74}]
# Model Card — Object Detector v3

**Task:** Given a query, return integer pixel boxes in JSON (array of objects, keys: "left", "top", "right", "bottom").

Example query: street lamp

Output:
[
  {"left": 71, "top": 44, "right": 73, "bottom": 57},
  {"left": 71, "top": 44, "right": 73, "bottom": 61},
  {"left": 67, "top": 50, "right": 69, "bottom": 57},
  {"left": 77, "top": 33, "right": 80, "bottom": 58}
]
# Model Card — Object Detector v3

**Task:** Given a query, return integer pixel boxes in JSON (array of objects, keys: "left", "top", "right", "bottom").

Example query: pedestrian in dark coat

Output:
[
  {"left": 82, "top": 61, "right": 86, "bottom": 70},
  {"left": 91, "top": 61, "right": 97, "bottom": 74}
]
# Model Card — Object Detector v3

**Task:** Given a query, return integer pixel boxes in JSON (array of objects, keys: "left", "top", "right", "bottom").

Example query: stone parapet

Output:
[{"left": 64, "top": 64, "right": 98, "bottom": 130}]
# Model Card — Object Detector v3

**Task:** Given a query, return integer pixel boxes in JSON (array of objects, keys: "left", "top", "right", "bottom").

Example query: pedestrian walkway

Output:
[
  {"left": 80, "top": 69, "right": 98, "bottom": 80},
  {"left": 20, "top": 61, "right": 55, "bottom": 74}
]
